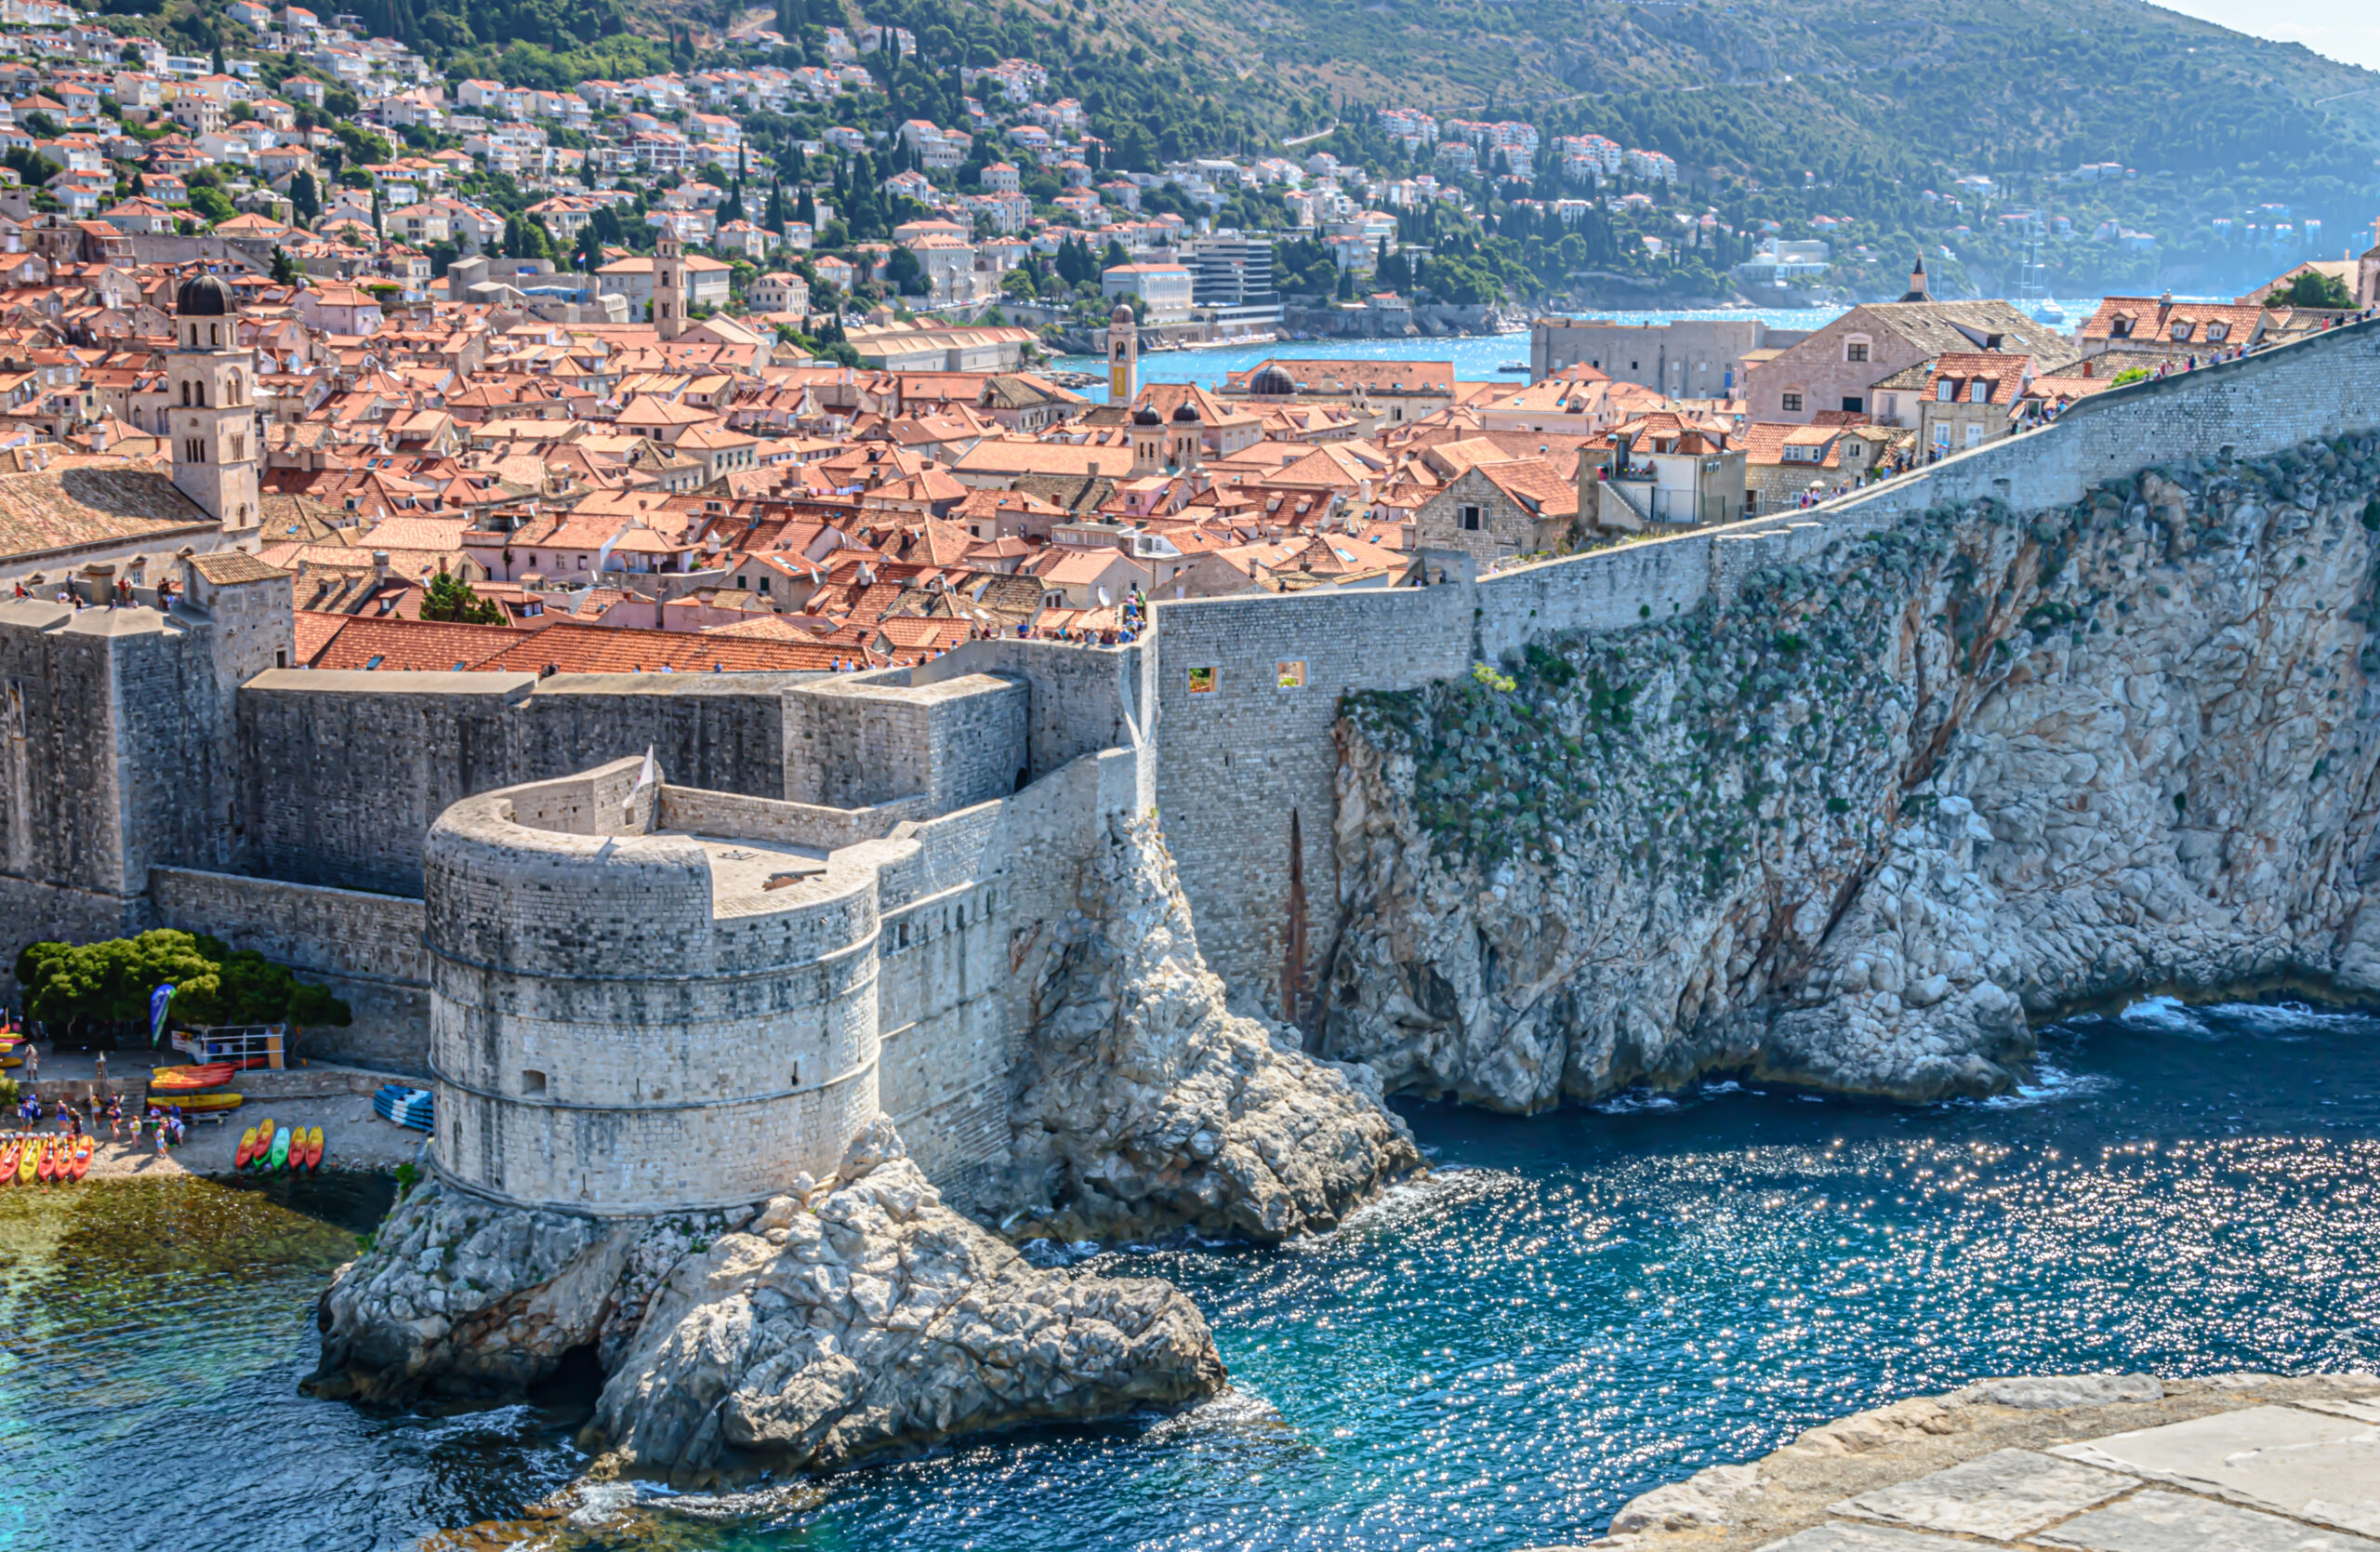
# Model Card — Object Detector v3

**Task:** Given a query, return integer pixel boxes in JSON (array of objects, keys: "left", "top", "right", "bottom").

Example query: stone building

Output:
[
  {"left": 1742, "top": 296, "right": 2067, "bottom": 427},
  {"left": 1529, "top": 314, "right": 1788, "bottom": 400},
  {"left": 1412, "top": 459, "right": 1580, "bottom": 568}
]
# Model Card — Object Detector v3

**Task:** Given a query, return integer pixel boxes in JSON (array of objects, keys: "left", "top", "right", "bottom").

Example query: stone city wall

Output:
[
  {"left": 1151, "top": 316, "right": 2380, "bottom": 1022},
  {"left": 148, "top": 866, "right": 430, "bottom": 1072},
  {"left": 906, "top": 637, "right": 1146, "bottom": 781},
  {"left": 241, "top": 670, "right": 804, "bottom": 897},
  {"left": 654, "top": 786, "right": 927, "bottom": 851},
  {"left": 783, "top": 671, "right": 1027, "bottom": 812},
  {"left": 866, "top": 748, "right": 1147, "bottom": 1210}
]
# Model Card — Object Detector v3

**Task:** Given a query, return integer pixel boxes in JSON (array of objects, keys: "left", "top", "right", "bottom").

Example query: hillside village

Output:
[{"left": 0, "top": 1, "right": 2370, "bottom": 672}]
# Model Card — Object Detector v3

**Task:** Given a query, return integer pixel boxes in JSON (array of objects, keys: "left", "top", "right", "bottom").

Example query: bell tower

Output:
[
  {"left": 1107, "top": 301, "right": 1137, "bottom": 401},
  {"left": 169, "top": 271, "right": 259, "bottom": 536},
  {"left": 654, "top": 225, "right": 687, "bottom": 341}
]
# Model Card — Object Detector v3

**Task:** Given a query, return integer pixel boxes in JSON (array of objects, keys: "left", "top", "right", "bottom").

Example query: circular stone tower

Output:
[{"left": 422, "top": 765, "right": 881, "bottom": 1214}]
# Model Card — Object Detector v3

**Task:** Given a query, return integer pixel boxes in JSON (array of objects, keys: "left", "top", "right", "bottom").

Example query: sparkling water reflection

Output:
[{"left": 6, "top": 999, "right": 2377, "bottom": 1551}]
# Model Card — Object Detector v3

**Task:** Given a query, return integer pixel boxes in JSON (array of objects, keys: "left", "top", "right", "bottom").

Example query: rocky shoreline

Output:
[
  {"left": 308, "top": 1119, "right": 1226, "bottom": 1484},
  {"left": 1545, "top": 1370, "right": 2380, "bottom": 1550}
]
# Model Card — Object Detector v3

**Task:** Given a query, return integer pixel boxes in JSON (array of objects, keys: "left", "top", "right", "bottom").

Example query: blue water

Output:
[
  {"left": 1050, "top": 301, "right": 2108, "bottom": 402},
  {"left": 6, "top": 996, "right": 2376, "bottom": 1551}
]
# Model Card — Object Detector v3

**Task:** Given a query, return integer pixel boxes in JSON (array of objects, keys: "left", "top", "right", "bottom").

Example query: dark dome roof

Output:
[
  {"left": 177, "top": 272, "right": 233, "bottom": 317},
  {"left": 1170, "top": 401, "right": 1203, "bottom": 422},
  {"left": 1131, "top": 405, "right": 1162, "bottom": 426}
]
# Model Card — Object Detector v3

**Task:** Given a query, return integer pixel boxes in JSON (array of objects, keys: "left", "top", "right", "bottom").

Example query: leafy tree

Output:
[
  {"left": 271, "top": 247, "right": 302, "bottom": 285},
  {"left": 189, "top": 185, "right": 236, "bottom": 225},
  {"left": 885, "top": 244, "right": 929, "bottom": 296},
  {"left": 2268, "top": 270, "right": 2355, "bottom": 309},
  {"left": 418, "top": 572, "right": 505, "bottom": 624},
  {"left": 289, "top": 167, "right": 321, "bottom": 223},
  {"left": 14, "top": 932, "right": 350, "bottom": 1047}
]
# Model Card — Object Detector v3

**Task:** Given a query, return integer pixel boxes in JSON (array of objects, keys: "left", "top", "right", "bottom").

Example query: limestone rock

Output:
[
  {"left": 1010, "top": 813, "right": 1422, "bottom": 1241},
  {"left": 304, "top": 1180, "right": 742, "bottom": 1403},
  {"left": 588, "top": 1118, "right": 1226, "bottom": 1485},
  {"left": 1329, "top": 441, "right": 2380, "bottom": 1105},
  {"left": 310, "top": 1122, "right": 1226, "bottom": 1482}
]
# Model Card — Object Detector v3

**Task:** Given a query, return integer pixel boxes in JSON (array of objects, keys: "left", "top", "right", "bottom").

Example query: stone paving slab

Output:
[
  {"left": 2296, "top": 1399, "right": 2380, "bottom": 1426},
  {"left": 2052, "top": 1406, "right": 2380, "bottom": 1536},
  {"left": 1831, "top": 1448, "right": 2138, "bottom": 1541},
  {"left": 1753, "top": 1525, "right": 1983, "bottom": 1552},
  {"left": 2036, "top": 1488, "right": 2380, "bottom": 1552}
]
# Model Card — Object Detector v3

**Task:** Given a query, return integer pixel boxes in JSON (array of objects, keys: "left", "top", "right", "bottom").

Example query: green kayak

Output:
[{"left": 267, "top": 1124, "right": 292, "bottom": 1172}]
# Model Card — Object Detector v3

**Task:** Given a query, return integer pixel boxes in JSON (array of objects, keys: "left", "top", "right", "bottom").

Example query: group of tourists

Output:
[{"left": 12, "top": 1089, "right": 186, "bottom": 1155}]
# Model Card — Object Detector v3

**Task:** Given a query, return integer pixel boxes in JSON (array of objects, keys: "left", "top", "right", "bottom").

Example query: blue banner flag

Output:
[{"left": 150, "top": 983, "right": 175, "bottom": 1047}]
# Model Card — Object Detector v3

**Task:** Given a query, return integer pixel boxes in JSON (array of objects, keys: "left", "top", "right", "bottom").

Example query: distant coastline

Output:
[{"left": 1047, "top": 299, "right": 2113, "bottom": 400}]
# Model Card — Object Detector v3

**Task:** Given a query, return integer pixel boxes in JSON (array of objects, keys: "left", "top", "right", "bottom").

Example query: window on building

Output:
[
  {"left": 1937, "top": 380, "right": 1955, "bottom": 401},
  {"left": 1458, "top": 504, "right": 1483, "bottom": 531},
  {"left": 1965, "top": 423, "right": 1985, "bottom": 448},
  {"left": 2110, "top": 317, "right": 2133, "bottom": 338},
  {"left": 1845, "top": 340, "right": 1869, "bottom": 363},
  {"left": 1781, "top": 392, "right": 1803, "bottom": 413},
  {"left": 522, "top": 1069, "right": 547, "bottom": 1094},
  {"left": 1841, "top": 396, "right": 1862, "bottom": 413},
  {"left": 1968, "top": 381, "right": 1989, "bottom": 404}
]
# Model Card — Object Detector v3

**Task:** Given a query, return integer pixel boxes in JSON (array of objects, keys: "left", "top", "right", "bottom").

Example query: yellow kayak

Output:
[
  {"left": 157, "top": 1092, "right": 243, "bottom": 1113},
  {"left": 14, "top": 1141, "right": 33, "bottom": 1186}
]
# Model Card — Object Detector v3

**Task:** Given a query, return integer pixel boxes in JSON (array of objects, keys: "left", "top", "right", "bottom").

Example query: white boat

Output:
[{"left": 1498, "top": 360, "right": 1528, "bottom": 373}]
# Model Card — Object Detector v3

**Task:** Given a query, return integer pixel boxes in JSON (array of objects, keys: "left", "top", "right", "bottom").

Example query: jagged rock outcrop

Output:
[
  {"left": 588, "top": 1118, "right": 1224, "bottom": 1484},
  {"left": 1329, "top": 438, "right": 2380, "bottom": 1106},
  {"left": 305, "top": 1186, "right": 740, "bottom": 1403},
  {"left": 308, "top": 1122, "right": 1226, "bottom": 1481},
  {"left": 1008, "top": 814, "right": 1422, "bottom": 1240}
]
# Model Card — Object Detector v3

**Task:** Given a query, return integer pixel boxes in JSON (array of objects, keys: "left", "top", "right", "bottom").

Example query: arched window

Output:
[
  {"left": 209, "top": 324, "right": 219, "bottom": 346},
  {"left": 179, "top": 381, "right": 190, "bottom": 406},
  {"left": 228, "top": 373, "right": 241, "bottom": 404}
]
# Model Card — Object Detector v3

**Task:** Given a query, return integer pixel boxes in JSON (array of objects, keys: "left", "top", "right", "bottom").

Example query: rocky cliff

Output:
[
  {"left": 309, "top": 1121, "right": 1224, "bottom": 1482},
  {"left": 1328, "top": 437, "right": 2380, "bottom": 1107},
  {"left": 1007, "top": 814, "right": 1422, "bottom": 1241}
]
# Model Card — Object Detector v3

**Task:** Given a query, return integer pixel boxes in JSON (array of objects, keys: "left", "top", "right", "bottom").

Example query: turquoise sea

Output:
[{"left": 4, "top": 996, "right": 2376, "bottom": 1550}]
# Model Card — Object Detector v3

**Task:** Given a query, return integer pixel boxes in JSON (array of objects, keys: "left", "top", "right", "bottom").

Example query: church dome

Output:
[
  {"left": 1110, "top": 301, "right": 1135, "bottom": 325},
  {"left": 1250, "top": 365, "right": 1295, "bottom": 396},
  {"left": 1170, "top": 400, "right": 1203, "bottom": 423},
  {"left": 1132, "top": 405, "right": 1162, "bottom": 426},
  {"left": 176, "top": 272, "right": 234, "bottom": 317}
]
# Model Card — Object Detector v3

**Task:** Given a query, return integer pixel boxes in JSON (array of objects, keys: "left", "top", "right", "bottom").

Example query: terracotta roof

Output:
[
  {"left": 189, "top": 551, "right": 288, "bottom": 585},
  {"left": 298, "top": 612, "right": 536, "bottom": 670},
  {"left": 0, "top": 458, "right": 218, "bottom": 561},
  {"left": 472, "top": 620, "right": 868, "bottom": 673}
]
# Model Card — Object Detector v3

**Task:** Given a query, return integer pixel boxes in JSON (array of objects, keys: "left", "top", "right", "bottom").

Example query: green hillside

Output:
[{"left": 108, "top": 0, "right": 2380, "bottom": 302}]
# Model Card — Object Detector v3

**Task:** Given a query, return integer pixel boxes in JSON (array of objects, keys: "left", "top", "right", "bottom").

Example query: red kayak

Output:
[
  {"left": 149, "top": 1063, "right": 237, "bottom": 1093},
  {"left": 69, "top": 1137, "right": 91, "bottom": 1181},
  {"left": 34, "top": 1138, "right": 58, "bottom": 1183}
]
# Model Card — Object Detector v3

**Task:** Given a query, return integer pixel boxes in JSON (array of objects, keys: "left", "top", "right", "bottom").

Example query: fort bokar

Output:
[{"left": 6, "top": 299, "right": 2380, "bottom": 1478}]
